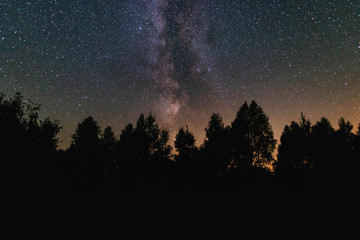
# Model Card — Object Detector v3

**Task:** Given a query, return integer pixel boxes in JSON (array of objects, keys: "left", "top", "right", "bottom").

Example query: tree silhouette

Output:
[
  {"left": 134, "top": 114, "right": 171, "bottom": 160},
  {"left": 202, "top": 113, "right": 231, "bottom": 182},
  {"left": 39, "top": 118, "right": 62, "bottom": 153},
  {"left": 276, "top": 115, "right": 360, "bottom": 185},
  {"left": 247, "top": 101, "right": 277, "bottom": 167},
  {"left": 335, "top": 118, "right": 353, "bottom": 160},
  {"left": 70, "top": 116, "right": 102, "bottom": 187},
  {"left": 355, "top": 123, "right": 360, "bottom": 183},
  {"left": 175, "top": 126, "right": 197, "bottom": 163},
  {"left": 121, "top": 113, "right": 172, "bottom": 185},
  {"left": 309, "top": 117, "right": 335, "bottom": 182},
  {"left": 333, "top": 118, "right": 359, "bottom": 184},
  {"left": 100, "top": 126, "right": 118, "bottom": 179},
  {"left": 118, "top": 123, "right": 136, "bottom": 185},
  {"left": 0, "top": 93, "right": 27, "bottom": 158},
  {"left": 71, "top": 116, "right": 101, "bottom": 151},
  {"left": 134, "top": 114, "right": 149, "bottom": 166},
  {"left": 231, "top": 101, "right": 276, "bottom": 169},
  {"left": 337, "top": 118, "right": 353, "bottom": 136},
  {"left": 275, "top": 113, "right": 312, "bottom": 184},
  {"left": 2, "top": 91, "right": 359, "bottom": 188},
  {"left": 230, "top": 102, "right": 252, "bottom": 170},
  {"left": 174, "top": 126, "right": 199, "bottom": 184},
  {"left": 143, "top": 114, "right": 172, "bottom": 184},
  {"left": 0, "top": 92, "right": 61, "bottom": 187}
]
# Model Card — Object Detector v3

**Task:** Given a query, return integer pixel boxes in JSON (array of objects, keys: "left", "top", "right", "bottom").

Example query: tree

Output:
[
  {"left": 0, "top": 92, "right": 27, "bottom": 156},
  {"left": 152, "top": 128, "right": 172, "bottom": 163},
  {"left": 101, "top": 126, "right": 118, "bottom": 178},
  {"left": 310, "top": 117, "right": 335, "bottom": 182},
  {"left": 333, "top": 118, "right": 358, "bottom": 184},
  {"left": 174, "top": 126, "right": 199, "bottom": 184},
  {"left": 355, "top": 123, "right": 360, "bottom": 182},
  {"left": 247, "top": 101, "right": 277, "bottom": 167},
  {"left": 202, "top": 113, "right": 230, "bottom": 180},
  {"left": 276, "top": 115, "right": 359, "bottom": 185},
  {"left": 175, "top": 126, "right": 197, "bottom": 164},
  {"left": 71, "top": 116, "right": 100, "bottom": 151},
  {"left": 133, "top": 113, "right": 172, "bottom": 163},
  {"left": 120, "top": 123, "right": 135, "bottom": 147},
  {"left": 0, "top": 92, "right": 62, "bottom": 153},
  {"left": 231, "top": 101, "right": 276, "bottom": 169},
  {"left": 70, "top": 116, "right": 102, "bottom": 186},
  {"left": 134, "top": 113, "right": 149, "bottom": 165},
  {"left": 337, "top": 118, "right": 353, "bottom": 138},
  {"left": 39, "top": 118, "right": 62, "bottom": 153},
  {"left": 0, "top": 92, "right": 61, "bottom": 186},
  {"left": 275, "top": 113, "right": 312, "bottom": 183},
  {"left": 130, "top": 113, "right": 172, "bottom": 184},
  {"left": 118, "top": 123, "right": 136, "bottom": 185},
  {"left": 230, "top": 102, "right": 252, "bottom": 169},
  {"left": 144, "top": 114, "right": 172, "bottom": 183},
  {"left": 102, "top": 126, "right": 116, "bottom": 147}
]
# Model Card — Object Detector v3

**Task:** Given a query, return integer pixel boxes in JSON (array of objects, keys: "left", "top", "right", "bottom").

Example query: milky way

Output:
[
  {"left": 1, "top": 0, "right": 359, "bottom": 149},
  {"left": 146, "top": 0, "right": 215, "bottom": 127}
]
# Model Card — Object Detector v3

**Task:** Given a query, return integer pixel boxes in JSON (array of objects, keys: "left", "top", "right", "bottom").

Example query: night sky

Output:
[{"left": 1, "top": 0, "right": 359, "bottom": 149}]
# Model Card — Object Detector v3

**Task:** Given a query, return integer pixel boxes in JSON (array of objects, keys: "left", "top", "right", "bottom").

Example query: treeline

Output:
[{"left": 1, "top": 92, "right": 359, "bottom": 187}]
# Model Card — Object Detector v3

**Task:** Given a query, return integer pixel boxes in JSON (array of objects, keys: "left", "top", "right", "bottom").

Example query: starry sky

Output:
[{"left": 1, "top": 0, "right": 359, "bottom": 149}]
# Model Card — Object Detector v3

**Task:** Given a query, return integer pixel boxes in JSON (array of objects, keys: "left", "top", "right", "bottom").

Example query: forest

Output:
[{"left": 1, "top": 92, "right": 359, "bottom": 188}]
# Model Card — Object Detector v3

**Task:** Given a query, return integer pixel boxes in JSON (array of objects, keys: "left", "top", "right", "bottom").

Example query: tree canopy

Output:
[
  {"left": 231, "top": 101, "right": 277, "bottom": 169},
  {"left": 0, "top": 93, "right": 61, "bottom": 187},
  {"left": 1, "top": 92, "right": 359, "bottom": 187}
]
